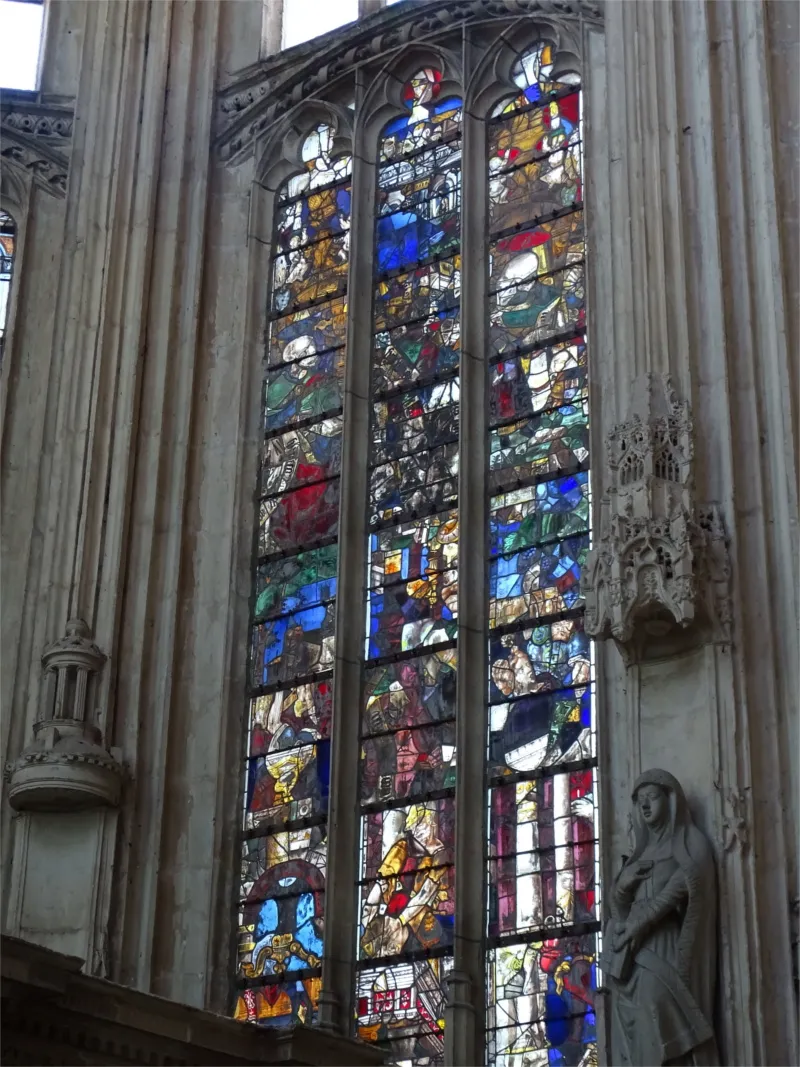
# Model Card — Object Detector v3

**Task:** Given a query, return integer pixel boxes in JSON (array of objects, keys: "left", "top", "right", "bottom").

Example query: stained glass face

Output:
[
  {"left": 240, "top": 124, "right": 351, "bottom": 1028},
  {"left": 380, "top": 69, "right": 461, "bottom": 160},
  {"left": 484, "top": 47, "right": 596, "bottom": 1066},
  {"left": 357, "top": 69, "right": 461, "bottom": 1062},
  {"left": 280, "top": 123, "right": 352, "bottom": 200}
]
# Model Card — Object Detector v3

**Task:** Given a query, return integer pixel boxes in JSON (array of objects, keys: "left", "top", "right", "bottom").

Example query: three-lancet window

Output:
[{"left": 235, "top": 39, "right": 598, "bottom": 1067}]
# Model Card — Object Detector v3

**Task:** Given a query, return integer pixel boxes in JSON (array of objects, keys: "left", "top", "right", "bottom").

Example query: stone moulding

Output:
[
  {"left": 6, "top": 620, "right": 124, "bottom": 812},
  {"left": 584, "top": 374, "right": 731, "bottom": 656},
  {"left": 214, "top": 0, "right": 603, "bottom": 165},
  {"left": 1, "top": 96, "right": 74, "bottom": 198}
]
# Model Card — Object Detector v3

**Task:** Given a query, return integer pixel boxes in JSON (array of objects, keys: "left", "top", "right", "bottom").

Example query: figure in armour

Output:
[{"left": 601, "top": 769, "right": 718, "bottom": 1066}]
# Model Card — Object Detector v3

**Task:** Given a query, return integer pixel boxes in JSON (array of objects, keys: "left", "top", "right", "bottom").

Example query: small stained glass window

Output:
[
  {"left": 235, "top": 124, "right": 351, "bottom": 1030},
  {"left": 0, "top": 211, "right": 16, "bottom": 362},
  {"left": 354, "top": 67, "right": 462, "bottom": 1067},
  {"left": 484, "top": 44, "right": 598, "bottom": 1067}
]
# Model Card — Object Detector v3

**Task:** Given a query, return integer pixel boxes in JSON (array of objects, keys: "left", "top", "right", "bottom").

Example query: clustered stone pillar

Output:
[{"left": 585, "top": 2, "right": 798, "bottom": 1063}]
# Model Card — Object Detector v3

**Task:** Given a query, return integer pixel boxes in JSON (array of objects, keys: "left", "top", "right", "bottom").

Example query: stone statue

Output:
[{"left": 601, "top": 769, "right": 718, "bottom": 1066}]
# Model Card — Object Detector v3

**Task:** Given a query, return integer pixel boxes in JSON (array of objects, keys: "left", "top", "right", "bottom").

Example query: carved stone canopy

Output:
[
  {"left": 584, "top": 374, "right": 730, "bottom": 657},
  {"left": 6, "top": 620, "right": 123, "bottom": 812}
]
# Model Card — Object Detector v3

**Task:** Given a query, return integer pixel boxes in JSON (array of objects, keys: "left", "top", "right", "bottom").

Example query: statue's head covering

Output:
[{"left": 628, "top": 769, "right": 717, "bottom": 1029}]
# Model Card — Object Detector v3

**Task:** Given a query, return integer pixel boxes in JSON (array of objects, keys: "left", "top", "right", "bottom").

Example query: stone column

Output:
[
  {"left": 2, "top": 0, "right": 267, "bottom": 1011},
  {"left": 319, "top": 67, "right": 376, "bottom": 1033},
  {"left": 444, "top": 41, "right": 489, "bottom": 1065},
  {"left": 3, "top": 0, "right": 170, "bottom": 975},
  {"left": 584, "top": 2, "right": 798, "bottom": 1063}
]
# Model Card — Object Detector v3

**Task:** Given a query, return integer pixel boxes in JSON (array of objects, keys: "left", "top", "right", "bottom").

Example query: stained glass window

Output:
[
  {"left": 0, "top": 210, "right": 15, "bottom": 363},
  {"left": 235, "top": 125, "right": 351, "bottom": 1029},
  {"left": 238, "top": 35, "right": 597, "bottom": 1067},
  {"left": 484, "top": 45, "right": 598, "bottom": 1067},
  {"left": 355, "top": 69, "right": 462, "bottom": 1067}
]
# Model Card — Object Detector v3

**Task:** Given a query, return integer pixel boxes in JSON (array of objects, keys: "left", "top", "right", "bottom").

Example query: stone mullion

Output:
[
  {"left": 444, "top": 92, "right": 488, "bottom": 1067},
  {"left": 320, "top": 76, "right": 375, "bottom": 1034}
]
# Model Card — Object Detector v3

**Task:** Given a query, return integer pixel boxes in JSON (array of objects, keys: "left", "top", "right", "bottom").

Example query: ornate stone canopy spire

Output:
[{"left": 584, "top": 373, "right": 730, "bottom": 658}]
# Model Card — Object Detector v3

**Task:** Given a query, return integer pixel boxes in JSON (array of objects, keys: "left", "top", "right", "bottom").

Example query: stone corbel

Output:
[
  {"left": 584, "top": 373, "right": 731, "bottom": 661},
  {"left": 6, "top": 620, "right": 124, "bottom": 811},
  {"left": 1, "top": 98, "right": 74, "bottom": 198}
]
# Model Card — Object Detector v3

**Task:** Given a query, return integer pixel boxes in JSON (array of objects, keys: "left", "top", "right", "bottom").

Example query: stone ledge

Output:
[{"left": 1, "top": 936, "right": 385, "bottom": 1066}]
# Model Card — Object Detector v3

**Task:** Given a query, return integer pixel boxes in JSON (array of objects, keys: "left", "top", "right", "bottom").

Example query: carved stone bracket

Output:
[
  {"left": 585, "top": 374, "right": 731, "bottom": 659},
  {"left": 1, "top": 97, "right": 74, "bottom": 198},
  {"left": 6, "top": 620, "right": 124, "bottom": 811}
]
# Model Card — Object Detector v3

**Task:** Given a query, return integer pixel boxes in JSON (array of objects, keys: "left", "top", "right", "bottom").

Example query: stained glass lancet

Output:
[
  {"left": 234, "top": 125, "right": 351, "bottom": 1029},
  {"left": 0, "top": 210, "right": 16, "bottom": 363},
  {"left": 483, "top": 45, "right": 599, "bottom": 1067},
  {"left": 354, "top": 69, "right": 462, "bottom": 1067}
]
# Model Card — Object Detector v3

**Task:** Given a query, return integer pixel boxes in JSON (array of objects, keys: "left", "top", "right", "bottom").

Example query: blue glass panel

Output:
[
  {"left": 490, "top": 472, "right": 590, "bottom": 557},
  {"left": 489, "top": 618, "right": 590, "bottom": 704}
]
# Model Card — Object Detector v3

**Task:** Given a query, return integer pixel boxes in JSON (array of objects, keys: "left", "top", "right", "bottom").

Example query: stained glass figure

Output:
[
  {"left": 484, "top": 46, "right": 597, "bottom": 1067},
  {"left": 0, "top": 210, "right": 15, "bottom": 362},
  {"left": 239, "top": 124, "right": 351, "bottom": 1027},
  {"left": 356, "top": 69, "right": 462, "bottom": 1065}
]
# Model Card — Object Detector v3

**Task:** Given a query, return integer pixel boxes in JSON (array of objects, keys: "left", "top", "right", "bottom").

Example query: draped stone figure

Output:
[{"left": 601, "top": 770, "right": 718, "bottom": 1066}]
